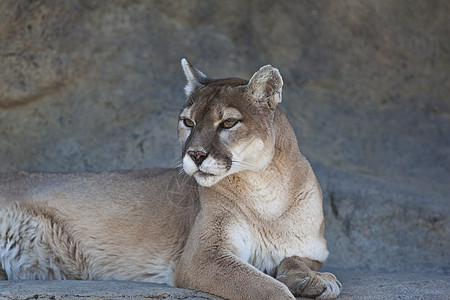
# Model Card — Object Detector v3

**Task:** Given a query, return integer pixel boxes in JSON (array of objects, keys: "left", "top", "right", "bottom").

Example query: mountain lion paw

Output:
[{"left": 292, "top": 271, "right": 341, "bottom": 299}]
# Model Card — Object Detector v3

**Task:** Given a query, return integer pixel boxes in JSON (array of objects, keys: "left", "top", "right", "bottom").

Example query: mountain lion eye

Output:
[
  {"left": 182, "top": 118, "right": 195, "bottom": 128},
  {"left": 222, "top": 119, "right": 239, "bottom": 129}
]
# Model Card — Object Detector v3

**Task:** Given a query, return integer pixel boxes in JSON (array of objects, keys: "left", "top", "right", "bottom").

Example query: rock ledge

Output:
[{"left": 1, "top": 272, "right": 448, "bottom": 300}]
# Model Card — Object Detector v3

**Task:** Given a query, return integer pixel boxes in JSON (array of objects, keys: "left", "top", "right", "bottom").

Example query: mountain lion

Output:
[{"left": 0, "top": 59, "right": 341, "bottom": 299}]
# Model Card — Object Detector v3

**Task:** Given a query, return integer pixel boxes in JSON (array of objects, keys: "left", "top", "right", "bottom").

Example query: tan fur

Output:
[{"left": 0, "top": 60, "right": 341, "bottom": 299}]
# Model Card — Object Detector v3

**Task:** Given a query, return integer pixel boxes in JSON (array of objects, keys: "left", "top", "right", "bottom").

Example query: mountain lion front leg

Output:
[
  {"left": 275, "top": 256, "right": 341, "bottom": 299},
  {"left": 176, "top": 250, "right": 295, "bottom": 300},
  {"left": 175, "top": 213, "right": 295, "bottom": 300}
]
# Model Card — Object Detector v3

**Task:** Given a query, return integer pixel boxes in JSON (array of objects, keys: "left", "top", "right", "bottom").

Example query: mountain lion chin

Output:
[{"left": 193, "top": 171, "right": 226, "bottom": 187}]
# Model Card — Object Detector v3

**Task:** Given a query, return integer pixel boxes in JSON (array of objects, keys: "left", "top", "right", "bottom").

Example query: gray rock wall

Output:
[{"left": 1, "top": 0, "right": 448, "bottom": 275}]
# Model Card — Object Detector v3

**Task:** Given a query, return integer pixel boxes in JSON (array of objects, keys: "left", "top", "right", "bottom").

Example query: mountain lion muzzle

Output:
[{"left": 0, "top": 59, "right": 341, "bottom": 300}]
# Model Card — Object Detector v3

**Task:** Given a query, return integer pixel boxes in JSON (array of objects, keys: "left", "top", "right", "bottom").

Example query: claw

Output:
[
  {"left": 295, "top": 276, "right": 310, "bottom": 291},
  {"left": 316, "top": 279, "right": 341, "bottom": 300}
]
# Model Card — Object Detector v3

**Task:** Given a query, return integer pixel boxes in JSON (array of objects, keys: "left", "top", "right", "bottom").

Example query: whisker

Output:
[{"left": 232, "top": 160, "right": 258, "bottom": 168}]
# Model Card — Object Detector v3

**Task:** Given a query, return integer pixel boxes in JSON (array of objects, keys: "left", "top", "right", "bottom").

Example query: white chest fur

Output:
[
  {"left": 227, "top": 176, "right": 329, "bottom": 275},
  {"left": 229, "top": 218, "right": 304, "bottom": 276},
  {"left": 236, "top": 231, "right": 282, "bottom": 275},
  {"left": 229, "top": 218, "right": 328, "bottom": 276}
]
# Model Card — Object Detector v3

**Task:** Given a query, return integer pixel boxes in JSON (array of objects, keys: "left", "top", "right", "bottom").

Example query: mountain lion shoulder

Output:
[{"left": 0, "top": 59, "right": 341, "bottom": 300}]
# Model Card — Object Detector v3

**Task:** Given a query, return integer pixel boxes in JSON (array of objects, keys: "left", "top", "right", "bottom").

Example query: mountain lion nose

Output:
[{"left": 187, "top": 150, "right": 208, "bottom": 166}]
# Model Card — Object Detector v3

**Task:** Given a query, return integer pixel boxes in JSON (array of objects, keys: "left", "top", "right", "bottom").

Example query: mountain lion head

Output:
[{"left": 179, "top": 59, "right": 283, "bottom": 187}]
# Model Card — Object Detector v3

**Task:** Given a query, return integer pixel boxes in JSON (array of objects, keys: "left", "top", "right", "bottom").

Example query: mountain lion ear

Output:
[
  {"left": 181, "top": 58, "right": 208, "bottom": 96},
  {"left": 247, "top": 65, "right": 283, "bottom": 109}
]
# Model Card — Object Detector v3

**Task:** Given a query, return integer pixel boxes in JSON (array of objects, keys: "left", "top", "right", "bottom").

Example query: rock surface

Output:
[
  {"left": 1, "top": 273, "right": 449, "bottom": 300},
  {"left": 0, "top": 280, "right": 222, "bottom": 300},
  {"left": 0, "top": 0, "right": 448, "bottom": 298}
]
